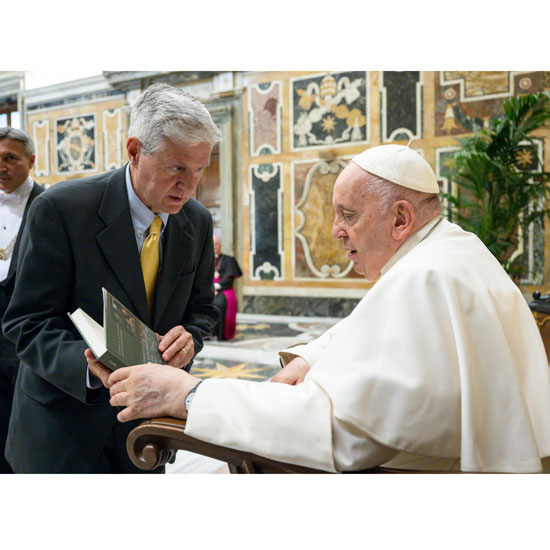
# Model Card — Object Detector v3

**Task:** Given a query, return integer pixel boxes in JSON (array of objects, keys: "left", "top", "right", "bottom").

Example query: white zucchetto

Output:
[{"left": 353, "top": 144, "right": 440, "bottom": 194}]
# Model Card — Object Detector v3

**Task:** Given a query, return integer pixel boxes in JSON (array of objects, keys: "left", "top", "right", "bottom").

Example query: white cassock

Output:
[{"left": 186, "top": 216, "right": 550, "bottom": 472}]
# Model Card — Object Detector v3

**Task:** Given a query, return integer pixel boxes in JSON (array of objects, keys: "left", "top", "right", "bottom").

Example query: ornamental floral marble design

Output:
[
  {"left": 291, "top": 72, "right": 368, "bottom": 150},
  {"left": 55, "top": 114, "right": 96, "bottom": 174},
  {"left": 293, "top": 159, "right": 357, "bottom": 279}
]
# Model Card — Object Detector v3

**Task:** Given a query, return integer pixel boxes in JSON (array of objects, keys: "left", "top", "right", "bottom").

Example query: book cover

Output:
[{"left": 68, "top": 288, "right": 164, "bottom": 371}]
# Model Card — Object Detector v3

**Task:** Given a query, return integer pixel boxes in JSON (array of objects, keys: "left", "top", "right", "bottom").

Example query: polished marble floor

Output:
[{"left": 165, "top": 312, "right": 340, "bottom": 474}]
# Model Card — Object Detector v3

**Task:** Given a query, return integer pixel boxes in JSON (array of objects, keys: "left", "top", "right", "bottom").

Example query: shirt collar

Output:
[
  {"left": 125, "top": 163, "right": 169, "bottom": 232},
  {"left": 0, "top": 175, "right": 34, "bottom": 205},
  {"left": 379, "top": 215, "right": 443, "bottom": 278}
]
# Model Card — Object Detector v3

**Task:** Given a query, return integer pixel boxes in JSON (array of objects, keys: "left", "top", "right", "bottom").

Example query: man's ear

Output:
[
  {"left": 126, "top": 137, "right": 141, "bottom": 165},
  {"left": 391, "top": 200, "right": 416, "bottom": 242},
  {"left": 27, "top": 154, "right": 36, "bottom": 171}
]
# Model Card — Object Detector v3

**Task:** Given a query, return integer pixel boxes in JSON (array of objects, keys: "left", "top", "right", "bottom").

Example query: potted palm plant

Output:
[{"left": 445, "top": 91, "right": 550, "bottom": 281}]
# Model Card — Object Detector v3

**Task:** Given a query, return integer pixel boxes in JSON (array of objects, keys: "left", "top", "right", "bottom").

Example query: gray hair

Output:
[
  {"left": 0, "top": 127, "right": 35, "bottom": 157},
  {"left": 365, "top": 171, "right": 441, "bottom": 219},
  {"left": 128, "top": 83, "right": 222, "bottom": 154}
]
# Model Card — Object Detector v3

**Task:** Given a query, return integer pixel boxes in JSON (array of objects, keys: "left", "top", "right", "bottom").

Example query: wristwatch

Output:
[{"left": 185, "top": 380, "right": 203, "bottom": 413}]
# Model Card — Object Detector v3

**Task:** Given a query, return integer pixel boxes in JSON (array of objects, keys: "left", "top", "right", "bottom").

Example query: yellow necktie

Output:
[{"left": 140, "top": 215, "right": 162, "bottom": 316}]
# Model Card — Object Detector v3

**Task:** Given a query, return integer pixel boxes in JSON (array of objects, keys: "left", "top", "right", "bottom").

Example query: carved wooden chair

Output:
[{"left": 126, "top": 292, "right": 550, "bottom": 474}]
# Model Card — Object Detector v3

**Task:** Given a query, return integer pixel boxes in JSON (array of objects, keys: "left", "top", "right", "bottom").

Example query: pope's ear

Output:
[{"left": 391, "top": 200, "right": 415, "bottom": 241}]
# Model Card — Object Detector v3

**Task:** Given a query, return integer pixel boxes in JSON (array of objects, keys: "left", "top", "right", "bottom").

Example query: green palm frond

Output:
[{"left": 442, "top": 92, "right": 550, "bottom": 280}]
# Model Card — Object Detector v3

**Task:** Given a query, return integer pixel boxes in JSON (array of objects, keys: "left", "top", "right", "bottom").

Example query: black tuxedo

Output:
[
  {"left": 0, "top": 182, "right": 43, "bottom": 473},
  {"left": 2, "top": 166, "right": 217, "bottom": 473}
]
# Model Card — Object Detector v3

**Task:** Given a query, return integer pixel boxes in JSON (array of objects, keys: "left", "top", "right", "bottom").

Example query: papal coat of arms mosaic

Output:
[
  {"left": 55, "top": 114, "right": 96, "bottom": 174},
  {"left": 291, "top": 72, "right": 368, "bottom": 150}
]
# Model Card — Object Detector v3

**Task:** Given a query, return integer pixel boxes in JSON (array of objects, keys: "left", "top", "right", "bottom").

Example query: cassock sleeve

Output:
[
  {"left": 184, "top": 377, "right": 400, "bottom": 472},
  {"left": 185, "top": 378, "right": 337, "bottom": 471}
]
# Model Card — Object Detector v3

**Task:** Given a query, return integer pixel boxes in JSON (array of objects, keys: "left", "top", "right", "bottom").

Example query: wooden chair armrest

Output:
[
  {"left": 127, "top": 416, "right": 329, "bottom": 473},
  {"left": 127, "top": 417, "right": 465, "bottom": 474}
]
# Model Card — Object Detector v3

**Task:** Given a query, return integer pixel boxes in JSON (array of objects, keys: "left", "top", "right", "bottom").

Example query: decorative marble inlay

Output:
[
  {"left": 436, "top": 72, "right": 546, "bottom": 137},
  {"left": 248, "top": 82, "right": 282, "bottom": 156},
  {"left": 102, "top": 108, "right": 123, "bottom": 170},
  {"left": 291, "top": 71, "right": 368, "bottom": 150},
  {"left": 441, "top": 71, "right": 515, "bottom": 102},
  {"left": 293, "top": 159, "right": 355, "bottom": 279},
  {"left": 32, "top": 120, "right": 50, "bottom": 177},
  {"left": 192, "top": 360, "right": 275, "bottom": 380},
  {"left": 55, "top": 114, "right": 96, "bottom": 174},
  {"left": 381, "top": 71, "right": 422, "bottom": 142},
  {"left": 250, "top": 163, "right": 283, "bottom": 280}
]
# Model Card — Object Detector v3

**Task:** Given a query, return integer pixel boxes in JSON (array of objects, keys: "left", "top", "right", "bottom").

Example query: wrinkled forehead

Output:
[{"left": 332, "top": 161, "right": 370, "bottom": 207}]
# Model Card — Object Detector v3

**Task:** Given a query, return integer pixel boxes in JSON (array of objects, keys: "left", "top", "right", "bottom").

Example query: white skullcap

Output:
[{"left": 352, "top": 144, "right": 440, "bottom": 194}]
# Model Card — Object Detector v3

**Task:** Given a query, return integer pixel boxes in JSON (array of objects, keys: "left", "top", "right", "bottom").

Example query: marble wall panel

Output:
[
  {"left": 291, "top": 71, "right": 368, "bottom": 151},
  {"left": 243, "top": 295, "right": 360, "bottom": 318},
  {"left": 293, "top": 159, "right": 359, "bottom": 280},
  {"left": 31, "top": 119, "right": 50, "bottom": 178},
  {"left": 250, "top": 163, "right": 283, "bottom": 280},
  {"left": 381, "top": 71, "right": 422, "bottom": 142},
  {"left": 435, "top": 146, "right": 459, "bottom": 221},
  {"left": 435, "top": 71, "right": 546, "bottom": 136},
  {"left": 248, "top": 81, "right": 282, "bottom": 156},
  {"left": 102, "top": 108, "right": 123, "bottom": 170},
  {"left": 55, "top": 113, "right": 97, "bottom": 175}
]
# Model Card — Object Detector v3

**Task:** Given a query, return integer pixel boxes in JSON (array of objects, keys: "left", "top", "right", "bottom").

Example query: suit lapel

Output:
[
  {"left": 153, "top": 209, "right": 194, "bottom": 327},
  {"left": 96, "top": 166, "right": 149, "bottom": 321}
]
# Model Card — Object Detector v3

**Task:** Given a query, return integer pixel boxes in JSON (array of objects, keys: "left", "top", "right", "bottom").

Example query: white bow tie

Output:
[{"left": 0, "top": 192, "right": 23, "bottom": 205}]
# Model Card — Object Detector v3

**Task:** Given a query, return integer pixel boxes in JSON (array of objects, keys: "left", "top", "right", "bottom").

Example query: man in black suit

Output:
[
  {"left": 0, "top": 127, "right": 43, "bottom": 474},
  {"left": 2, "top": 84, "right": 220, "bottom": 473}
]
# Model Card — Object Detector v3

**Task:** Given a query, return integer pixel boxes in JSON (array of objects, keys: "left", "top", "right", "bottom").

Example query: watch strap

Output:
[{"left": 185, "top": 380, "right": 203, "bottom": 413}]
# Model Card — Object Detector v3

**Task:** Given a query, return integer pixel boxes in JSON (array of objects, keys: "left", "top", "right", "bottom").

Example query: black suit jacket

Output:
[
  {"left": 2, "top": 166, "right": 218, "bottom": 472},
  {"left": 0, "top": 182, "right": 44, "bottom": 385}
]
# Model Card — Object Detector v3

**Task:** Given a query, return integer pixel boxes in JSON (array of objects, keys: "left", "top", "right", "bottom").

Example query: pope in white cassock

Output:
[{"left": 90, "top": 144, "right": 550, "bottom": 473}]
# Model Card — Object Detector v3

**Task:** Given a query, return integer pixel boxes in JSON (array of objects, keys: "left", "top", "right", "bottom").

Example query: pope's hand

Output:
[
  {"left": 108, "top": 363, "right": 201, "bottom": 422},
  {"left": 85, "top": 348, "right": 112, "bottom": 387},
  {"left": 157, "top": 325, "right": 194, "bottom": 369},
  {"left": 271, "top": 356, "right": 310, "bottom": 385}
]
